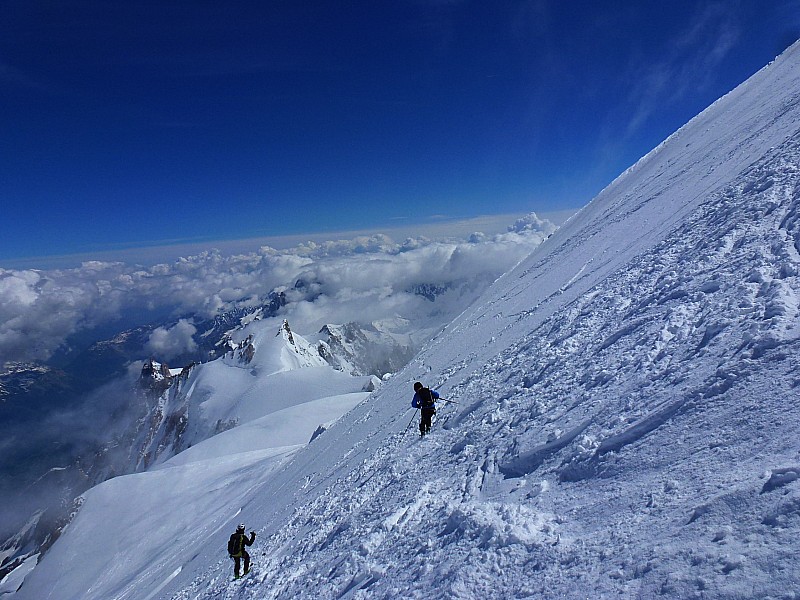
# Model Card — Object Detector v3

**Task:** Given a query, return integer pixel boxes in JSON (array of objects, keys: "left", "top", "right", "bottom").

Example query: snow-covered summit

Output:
[
  {"left": 315, "top": 321, "right": 417, "bottom": 377},
  {"left": 127, "top": 318, "right": 370, "bottom": 470},
  {"left": 13, "top": 41, "right": 800, "bottom": 600}
]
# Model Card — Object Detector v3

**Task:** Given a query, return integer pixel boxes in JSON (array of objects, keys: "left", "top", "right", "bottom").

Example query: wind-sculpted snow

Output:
[{"left": 13, "top": 42, "right": 800, "bottom": 600}]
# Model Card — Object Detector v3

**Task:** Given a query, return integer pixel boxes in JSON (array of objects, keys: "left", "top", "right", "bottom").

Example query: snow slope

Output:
[
  {"left": 6, "top": 320, "right": 372, "bottom": 599},
  {"left": 15, "top": 41, "right": 800, "bottom": 599}
]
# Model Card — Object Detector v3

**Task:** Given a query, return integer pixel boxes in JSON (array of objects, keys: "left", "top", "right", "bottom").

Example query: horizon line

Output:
[{"left": 1, "top": 209, "right": 580, "bottom": 271}]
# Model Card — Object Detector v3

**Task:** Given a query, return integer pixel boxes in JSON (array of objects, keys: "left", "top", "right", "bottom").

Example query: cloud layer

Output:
[
  {"left": 145, "top": 319, "right": 198, "bottom": 360},
  {"left": 0, "top": 213, "right": 557, "bottom": 365}
]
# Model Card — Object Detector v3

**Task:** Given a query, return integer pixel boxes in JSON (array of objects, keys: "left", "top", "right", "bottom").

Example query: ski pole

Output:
[
  {"left": 438, "top": 398, "right": 458, "bottom": 404},
  {"left": 403, "top": 408, "right": 419, "bottom": 435}
]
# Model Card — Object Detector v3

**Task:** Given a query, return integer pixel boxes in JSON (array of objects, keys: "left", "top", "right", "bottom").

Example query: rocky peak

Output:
[
  {"left": 278, "top": 319, "right": 295, "bottom": 345},
  {"left": 316, "top": 322, "right": 415, "bottom": 377},
  {"left": 139, "top": 359, "right": 172, "bottom": 393},
  {"left": 236, "top": 335, "right": 256, "bottom": 364}
]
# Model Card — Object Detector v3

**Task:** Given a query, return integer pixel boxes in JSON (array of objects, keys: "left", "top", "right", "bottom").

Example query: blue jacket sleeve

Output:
[{"left": 411, "top": 389, "right": 438, "bottom": 407}]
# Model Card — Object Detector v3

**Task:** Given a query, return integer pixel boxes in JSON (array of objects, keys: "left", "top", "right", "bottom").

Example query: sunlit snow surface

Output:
[{"left": 16, "top": 42, "right": 800, "bottom": 599}]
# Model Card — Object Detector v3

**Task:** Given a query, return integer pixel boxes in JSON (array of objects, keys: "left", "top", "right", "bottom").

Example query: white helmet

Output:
[{"left": 237, "top": 523, "right": 245, "bottom": 532}]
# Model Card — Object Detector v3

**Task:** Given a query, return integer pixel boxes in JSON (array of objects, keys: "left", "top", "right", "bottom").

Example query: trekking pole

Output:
[
  {"left": 403, "top": 409, "right": 419, "bottom": 435},
  {"left": 439, "top": 398, "right": 458, "bottom": 405}
]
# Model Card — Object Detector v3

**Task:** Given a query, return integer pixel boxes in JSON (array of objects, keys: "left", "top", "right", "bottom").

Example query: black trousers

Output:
[
  {"left": 419, "top": 408, "right": 435, "bottom": 434},
  {"left": 233, "top": 550, "right": 250, "bottom": 576}
]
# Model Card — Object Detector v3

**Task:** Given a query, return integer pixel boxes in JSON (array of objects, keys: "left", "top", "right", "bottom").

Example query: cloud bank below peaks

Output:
[{"left": 0, "top": 213, "right": 557, "bottom": 364}]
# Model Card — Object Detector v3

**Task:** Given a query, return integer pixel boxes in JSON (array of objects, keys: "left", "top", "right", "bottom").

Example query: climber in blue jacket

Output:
[{"left": 411, "top": 381, "right": 439, "bottom": 436}]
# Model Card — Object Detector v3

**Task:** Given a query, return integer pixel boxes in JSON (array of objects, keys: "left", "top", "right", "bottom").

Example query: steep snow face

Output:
[
  {"left": 15, "top": 43, "right": 800, "bottom": 600},
  {"left": 315, "top": 321, "right": 417, "bottom": 377}
]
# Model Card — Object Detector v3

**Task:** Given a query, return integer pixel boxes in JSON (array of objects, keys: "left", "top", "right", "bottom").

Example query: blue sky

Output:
[{"left": 1, "top": 1, "right": 798, "bottom": 264}]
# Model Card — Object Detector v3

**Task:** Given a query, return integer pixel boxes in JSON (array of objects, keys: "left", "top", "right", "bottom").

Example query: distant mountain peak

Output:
[{"left": 278, "top": 319, "right": 295, "bottom": 345}]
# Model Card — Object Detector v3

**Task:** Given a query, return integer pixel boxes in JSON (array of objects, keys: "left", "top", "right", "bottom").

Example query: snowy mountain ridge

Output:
[
  {"left": 0, "top": 315, "right": 385, "bottom": 587},
  {"left": 128, "top": 319, "right": 376, "bottom": 471},
  {"left": 11, "top": 41, "right": 800, "bottom": 599},
  {"left": 315, "top": 321, "right": 417, "bottom": 377}
]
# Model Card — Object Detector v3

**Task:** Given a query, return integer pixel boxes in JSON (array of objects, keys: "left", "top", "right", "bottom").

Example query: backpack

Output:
[
  {"left": 228, "top": 533, "right": 243, "bottom": 556},
  {"left": 418, "top": 387, "right": 436, "bottom": 410}
]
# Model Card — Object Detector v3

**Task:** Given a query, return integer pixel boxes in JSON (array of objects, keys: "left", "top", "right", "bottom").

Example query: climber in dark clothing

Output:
[
  {"left": 228, "top": 523, "right": 256, "bottom": 578},
  {"left": 411, "top": 381, "right": 439, "bottom": 436}
]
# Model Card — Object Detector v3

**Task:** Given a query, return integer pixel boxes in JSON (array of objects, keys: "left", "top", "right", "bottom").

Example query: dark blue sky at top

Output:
[{"left": 1, "top": 1, "right": 798, "bottom": 263}]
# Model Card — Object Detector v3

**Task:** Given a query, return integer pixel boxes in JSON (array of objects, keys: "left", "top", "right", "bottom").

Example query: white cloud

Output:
[
  {"left": 507, "top": 212, "right": 555, "bottom": 234},
  {"left": 0, "top": 213, "right": 557, "bottom": 364},
  {"left": 624, "top": 3, "right": 740, "bottom": 137},
  {"left": 145, "top": 319, "right": 198, "bottom": 360}
]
